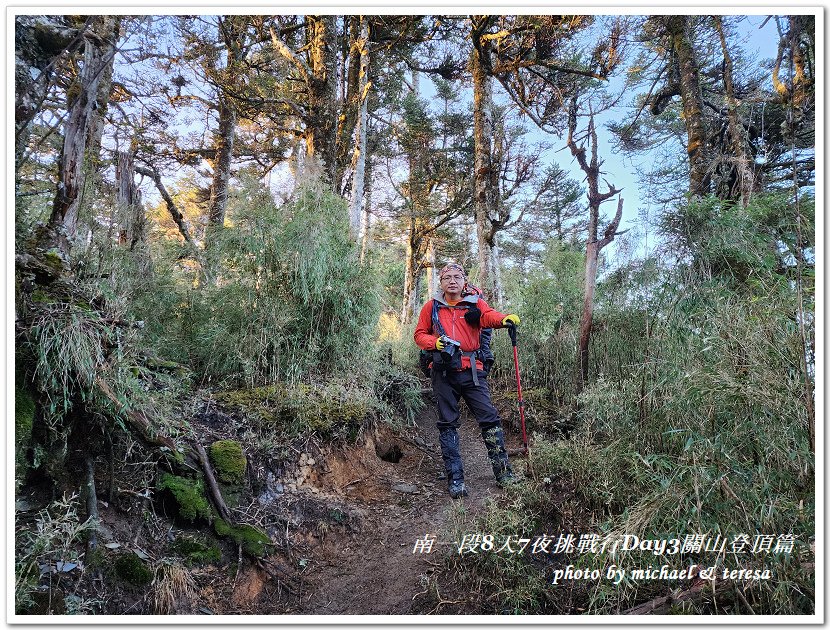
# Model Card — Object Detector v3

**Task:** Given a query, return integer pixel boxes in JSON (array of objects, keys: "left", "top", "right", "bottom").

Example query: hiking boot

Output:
[
  {"left": 438, "top": 427, "right": 464, "bottom": 488},
  {"left": 481, "top": 424, "right": 514, "bottom": 482},
  {"left": 448, "top": 480, "right": 468, "bottom": 499}
]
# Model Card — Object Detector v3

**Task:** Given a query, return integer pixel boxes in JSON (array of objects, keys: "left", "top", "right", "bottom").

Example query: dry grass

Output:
[{"left": 152, "top": 560, "right": 197, "bottom": 614}]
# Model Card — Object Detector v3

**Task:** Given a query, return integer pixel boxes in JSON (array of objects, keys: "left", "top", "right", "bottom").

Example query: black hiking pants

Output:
[{"left": 432, "top": 368, "right": 500, "bottom": 431}]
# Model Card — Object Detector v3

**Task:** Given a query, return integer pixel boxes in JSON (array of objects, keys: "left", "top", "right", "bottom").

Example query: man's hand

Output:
[
  {"left": 435, "top": 337, "right": 446, "bottom": 350},
  {"left": 502, "top": 314, "right": 520, "bottom": 326},
  {"left": 464, "top": 305, "right": 481, "bottom": 326}
]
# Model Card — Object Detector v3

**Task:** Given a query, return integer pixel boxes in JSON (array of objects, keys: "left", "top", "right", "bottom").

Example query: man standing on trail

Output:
[{"left": 414, "top": 263, "right": 521, "bottom": 499}]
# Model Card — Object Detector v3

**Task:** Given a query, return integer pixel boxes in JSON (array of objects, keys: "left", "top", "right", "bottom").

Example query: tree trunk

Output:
[
  {"left": 401, "top": 220, "right": 420, "bottom": 324},
  {"left": 79, "top": 18, "right": 119, "bottom": 229},
  {"left": 116, "top": 151, "right": 150, "bottom": 276},
  {"left": 490, "top": 234, "right": 504, "bottom": 305},
  {"left": 15, "top": 17, "right": 84, "bottom": 170},
  {"left": 348, "top": 17, "right": 370, "bottom": 238},
  {"left": 426, "top": 238, "right": 437, "bottom": 298},
  {"left": 338, "top": 16, "right": 362, "bottom": 184},
  {"left": 568, "top": 106, "right": 624, "bottom": 397},
  {"left": 116, "top": 150, "right": 136, "bottom": 245},
  {"left": 85, "top": 18, "right": 119, "bottom": 168},
  {"left": 666, "top": 16, "right": 710, "bottom": 198},
  {"left": 42, "top": 15, "right": 118, "bottom": 260},
  {"left": 306, "top": 15, "right": 338, "bottom": 183},
  {"left": 713, "top": 16, "right": 754, "bottom": 206},
  {"left": 360, "top": 157, "right": 373, "bottom": 263},
  {"left": 135, "top": 165, "right": 200, "bottom": 259},
  {"left": 772, "top": 16, "right": 814, "bottom": 110},
  {"left": 208, "top": 96, "right": 236, "bottom": 230},
  {"left": 577, "top": 239, "right": 599, "bottom": 393},
  {"left": 471, "top": 36, "right": 497, "bottom": 294}
]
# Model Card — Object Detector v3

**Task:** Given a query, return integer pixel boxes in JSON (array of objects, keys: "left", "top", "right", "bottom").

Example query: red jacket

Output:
[{"left": 414, "top": 293, "right": 507, "bottom": 370}]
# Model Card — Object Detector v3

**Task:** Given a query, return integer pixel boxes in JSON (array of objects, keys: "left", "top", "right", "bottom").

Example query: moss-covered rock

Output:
[
  {"left": 171, "top": 534, "right": 222, "bottom": 566},
  {"left": 157, "top": 473, "right": 211, "bottom": 522},
  {"left": 214, "top": 519, "right": 271, "bottom": 558},
  {"left": 114, "top": 553, "right": 153, "bottom": 586},
  {"left": 42, "top": 247, "right": 69, "bottom": 276},
  {"left": 209, "top": 440, "right": 246, "bottom": 484}
]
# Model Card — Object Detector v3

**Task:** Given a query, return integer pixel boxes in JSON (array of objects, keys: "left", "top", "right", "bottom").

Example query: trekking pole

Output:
[{"left": 506, "top": 323, "right": 529, "bottom": 456}]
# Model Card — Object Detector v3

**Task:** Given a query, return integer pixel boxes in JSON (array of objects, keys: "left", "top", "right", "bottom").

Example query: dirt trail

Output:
[{"left": 289, "top": 396, "right": 518, "bottom": 615}]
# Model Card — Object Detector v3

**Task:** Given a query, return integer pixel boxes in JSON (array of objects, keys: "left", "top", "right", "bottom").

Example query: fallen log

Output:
[
  {"left": 94, "top": 377, "right": 180, "bottom": 454},
  {"left": 95, "top": 376, "right": 233, "bottom": 526}
]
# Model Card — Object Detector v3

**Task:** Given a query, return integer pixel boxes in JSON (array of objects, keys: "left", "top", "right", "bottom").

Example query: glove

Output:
[
  {"left": 435, "top": 337, "right": 446, "bottom": 350},
  {"left": 464, "top": 306, "right": 481, "bottom": 326},
  {"left": 502, "top": 314, "right": 520, "bottom": 326}
]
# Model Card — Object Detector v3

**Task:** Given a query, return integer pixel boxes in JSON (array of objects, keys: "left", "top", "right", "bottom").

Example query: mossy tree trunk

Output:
[
  {"left": 665, "top": 15, "right": 711, "bottom": 198},
  {"left": 346, "top": 16, "right": 371, "bottom": 239},
  {"left": 14, "top": 16, "right": 84, "bottom": 170},
  {"left": 470, "top": 17, "right": 498, "bottom": 297},
  {"left": 41, "top": 15, "right": 118, "bottom": 261}
]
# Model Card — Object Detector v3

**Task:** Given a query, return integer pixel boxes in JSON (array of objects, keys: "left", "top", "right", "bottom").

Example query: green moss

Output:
[
  {"left": 30, "top": 289, "right": 55, "bottom": 304},
  {"left": 220, "top": 485, "right": 243, "bottom": 509},
  {"left": 114, "top": 553, "right": 153, "bottom": 586},
  {"left": 213, "top": 519, "right": 271, "bottom": 558},
  {"left": 157, "top": 473, "right": 211, "bottom": 522},
  {"left": 41, "top": 248, "right": 69, "bottom": 276},
  {"left": 15, "top": 386, "right": 35, "bottom": 479},
  {"left": 84, "top": 547, "right": 106, "bottom": 570},
  {"left": 209, "top": 440, "right": 246, "bottom": 484},
  {"left": 171, "top": 535, "right": 222, "bottom": 566},
  {"left": 213, "top": 382, "right": 370, "bottom": 442}
]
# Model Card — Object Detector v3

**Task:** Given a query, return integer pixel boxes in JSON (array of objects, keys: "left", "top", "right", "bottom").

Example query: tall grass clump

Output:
[{"left": 168, "top": 176, "right": 381, "bottom": 386}]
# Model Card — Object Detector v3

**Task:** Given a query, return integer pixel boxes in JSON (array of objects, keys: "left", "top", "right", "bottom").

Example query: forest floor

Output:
[
  {"left": 15, "top": 380, "right": 534, "bottom": 617},
  {"left": 282, "top": 397, "right": 525, "bottom": 616},
  {"left": 22, "top": 385, "right": 532, "bottom": 616},
  {"left": 221, "top": 390, "right": 530, "bottom": 616}
]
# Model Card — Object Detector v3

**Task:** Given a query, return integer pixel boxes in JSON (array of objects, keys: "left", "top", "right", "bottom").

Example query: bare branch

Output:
[
  {"left": 269, "top": 25, "right": 313, "bottom": 84},
  {"left": 597, "top": 196, "right": 625, "bottom": 250},
  {"left": 134, "top": 164, "right": 200, "bottom": 257}
]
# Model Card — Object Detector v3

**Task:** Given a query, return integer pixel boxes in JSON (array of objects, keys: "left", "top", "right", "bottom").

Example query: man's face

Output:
[{"left": 440, "top": 271, "right": 465, "bottom": 294}]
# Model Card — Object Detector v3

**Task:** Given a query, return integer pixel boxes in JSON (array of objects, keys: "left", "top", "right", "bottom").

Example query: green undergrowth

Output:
[
  {"left": 448, "top": 197, "right": 815, "bottom": 615},
  {"left": 170, "top": 534, "right": 222, "bottom": 566},
  {"left": 214, "top": 380, "right": 375, "bottom": 443},
  {"left": 15, "top": 493, "right": 94, "bottom": 613},
  {"left": 114, "top": 552, "right": 153, "bottom": 586},
  {"left": 15, "top": 382, "right": 36, "bottom": 488},
  {"left": 214, "top": 519, "right": 271, "bottom": 557},
  {"left": 447, "top": 427, "right": 813, "bottom": 614},
  {"left": 440, "top": 481, "right": 562, "bottom": 614},
  {"left": 16, "top": 276, "right": 191, "bottom": 487},
  {"left": 210, "top": 355, "right": 424, "bottom": 459}
]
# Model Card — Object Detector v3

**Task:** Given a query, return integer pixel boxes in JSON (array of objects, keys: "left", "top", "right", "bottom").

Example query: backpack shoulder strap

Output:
[{"left": 431, "top": 299, "right": 447, "bottom": 337}]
